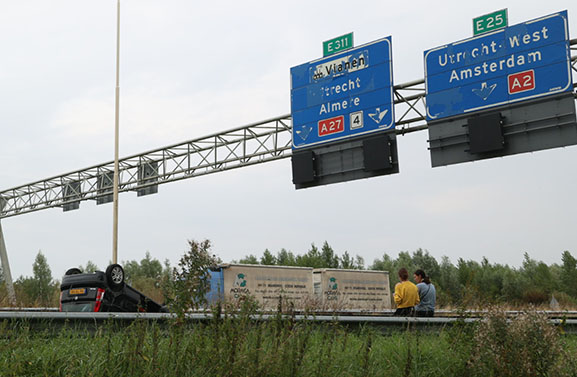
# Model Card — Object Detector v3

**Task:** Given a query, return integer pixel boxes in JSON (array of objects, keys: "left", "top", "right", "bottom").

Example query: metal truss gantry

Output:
[
  {"left": 1, "top": 39, "right": 576, "bottom": 219},
  {"left": 0, "top": 115, "right": 292, "bottom": 218},
  {"left": 0, "top": 77, "right": 431, "bottom": 219}
]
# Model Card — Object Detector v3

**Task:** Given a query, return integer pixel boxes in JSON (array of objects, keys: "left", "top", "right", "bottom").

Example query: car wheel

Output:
[
  {"left": 65, "top": 268, "right": 82, "bottom": 275},
  {"left": 106, "top": 264, "right": 125, "bottom": 291}
]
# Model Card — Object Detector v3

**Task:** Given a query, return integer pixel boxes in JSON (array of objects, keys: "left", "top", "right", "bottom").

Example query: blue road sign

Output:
[
  {"left": 424, "top": 11, "right": 572, "bottom": 121},
  {"left": 290, "top": 37, "right": 394, "bottom": 149}
]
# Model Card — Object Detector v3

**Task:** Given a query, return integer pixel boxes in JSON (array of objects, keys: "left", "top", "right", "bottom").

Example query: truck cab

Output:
[{"left": 60, "top": 264, "right": 166, "bottom": 313}]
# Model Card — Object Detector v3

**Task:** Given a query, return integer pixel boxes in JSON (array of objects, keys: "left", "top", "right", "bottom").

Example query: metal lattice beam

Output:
[
  {"left": 0, "top": 77, "right": 429, "bottom": 219},
  {"left": 0, "top": 116, "right": 292, "bottom": 218},
  {"left": 1, "top": 39, "right": 577, "bottom": 219}
]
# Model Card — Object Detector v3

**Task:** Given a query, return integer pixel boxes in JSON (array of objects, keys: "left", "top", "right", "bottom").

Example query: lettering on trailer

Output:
[
  {"left": 231, "top": 273, "right": 250, "bottom": 299},
  {"left": 290, "top": 37, "right": 394, "bottom": 149},
  {"left": 424, "top": 11, "right": 572, "bottom": 121}
]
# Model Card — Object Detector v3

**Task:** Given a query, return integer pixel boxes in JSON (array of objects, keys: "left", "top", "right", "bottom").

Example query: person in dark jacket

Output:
[{"left": 413, "top": 269, "right": 436, "bottom": 317}]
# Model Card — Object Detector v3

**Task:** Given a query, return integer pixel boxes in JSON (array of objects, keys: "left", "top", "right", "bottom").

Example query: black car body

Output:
[{"left": 59, "top": 264, "right": 166, "bottom": 313}]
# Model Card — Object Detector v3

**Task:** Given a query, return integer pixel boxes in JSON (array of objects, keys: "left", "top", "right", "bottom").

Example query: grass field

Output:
[{"left": 1, "top": 310, "right": 576, "bottom": 377}]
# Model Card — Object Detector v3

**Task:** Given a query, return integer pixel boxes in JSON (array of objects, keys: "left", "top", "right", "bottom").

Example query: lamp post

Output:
[
  {"left": 112, "top": 0, "right": 120, "bottom": 264},
  {"left": 0, "top": 220, "right": 16, "bottom": 305}
]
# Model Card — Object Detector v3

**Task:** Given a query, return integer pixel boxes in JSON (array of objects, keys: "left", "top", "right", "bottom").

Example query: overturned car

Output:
[{"left": 59, "top": 264, "right": 166, "bottom": 313}]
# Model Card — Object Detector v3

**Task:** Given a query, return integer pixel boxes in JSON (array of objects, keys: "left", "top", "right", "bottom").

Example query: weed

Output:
[
  {"left": 467, "top": 308, "right": 576, "bottom": 377},
  {"left": 1, "top": 308, "right": 577, "bottom": 376}
]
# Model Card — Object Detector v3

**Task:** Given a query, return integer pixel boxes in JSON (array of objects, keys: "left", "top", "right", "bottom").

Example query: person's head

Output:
[
  {"left": 414, "top": 269, "right": 430, "bottom": 284},
  {"left": 398, "top": 268, "right": 409, "bottom": 281}
]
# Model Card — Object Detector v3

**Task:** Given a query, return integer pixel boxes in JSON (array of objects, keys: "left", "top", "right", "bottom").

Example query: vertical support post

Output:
[
  {"left": 112, "top": 0, "right": 121, "bottom": 265},
  {"left": 0, "top": 220, "right": 16, "bottom": 306}
]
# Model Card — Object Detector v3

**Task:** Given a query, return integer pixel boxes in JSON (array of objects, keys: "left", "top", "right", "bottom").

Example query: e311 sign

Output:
[{"left": 323, "top": 33, "right": 354, "bottom": 57}]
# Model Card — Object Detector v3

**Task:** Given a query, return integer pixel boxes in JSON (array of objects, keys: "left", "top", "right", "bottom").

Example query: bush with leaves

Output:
[
  {"left": 121, "top": 252, "right": 170, "bottom": 303},
  {"left": 15, "top": 251, "right": 58, "bottom": 307},
  {"left": 467, "top": 309, "right": 576, "bottom": 376},
  {"left": 163, "top": 239, "right": 221, "bottom": 318}
]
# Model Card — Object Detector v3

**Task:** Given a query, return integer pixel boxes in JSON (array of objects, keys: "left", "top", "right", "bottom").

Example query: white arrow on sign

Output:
[
  {"left": 472, "top": 82, "right": 497, "bottom": 101},
  {"left": 368, "top": 108, "right": 388, "bottom": 124},
  {"left": 296, "top": 125, "right": 313, "bottom": 141}
]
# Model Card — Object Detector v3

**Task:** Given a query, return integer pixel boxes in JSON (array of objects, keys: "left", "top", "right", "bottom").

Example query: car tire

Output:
[
  {"left": 65, "top": 268, "right": 82, "bottom": 275},
  {"left": 106, "top": 264, "right": 125, "bottom": 291}
]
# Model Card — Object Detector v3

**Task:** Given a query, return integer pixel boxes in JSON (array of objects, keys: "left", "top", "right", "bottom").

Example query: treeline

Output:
[
  {"left": 237, "top": 244, "right": 577, "bottom": 308},
  {"left": 236, "top": 241, "right": 365, "bottom": 270},
  {"left": 2, "top": 243, "right": 577, "bottom": 308},
  {"left": 372, "top": 249, "right": 577, "bottom": 308}
]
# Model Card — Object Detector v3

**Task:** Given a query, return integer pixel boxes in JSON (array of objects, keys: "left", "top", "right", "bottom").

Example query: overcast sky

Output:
[{"left": 1, "top": 0, "right": 576, "bottom": 280}]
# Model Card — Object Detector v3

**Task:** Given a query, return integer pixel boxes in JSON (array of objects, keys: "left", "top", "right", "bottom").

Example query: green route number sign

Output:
[
  {"left": 323, "top": 33, "right": 354, "bottom": 57},
  {"left": 473, "top": 9, "right": 508, "bottom": 36}
]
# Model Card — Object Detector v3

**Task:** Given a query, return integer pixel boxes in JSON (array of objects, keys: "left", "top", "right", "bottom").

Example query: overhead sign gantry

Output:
[
  {"left": 290, "top": 36, "right": 398, "bottom": 189},
  {"left": 425, "top": 10, "right": 577, "bottom": 167},
  {"left": 426, "top": 11, "right": 572, "bottom": 120}
]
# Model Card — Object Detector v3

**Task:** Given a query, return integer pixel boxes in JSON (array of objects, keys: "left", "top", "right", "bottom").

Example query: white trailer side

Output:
[
  {"left": 220, "top": 264, "right": 314, "bottom": 311},
  {"left": 313, "top": 269, "right": 391, "bottom": 311}
]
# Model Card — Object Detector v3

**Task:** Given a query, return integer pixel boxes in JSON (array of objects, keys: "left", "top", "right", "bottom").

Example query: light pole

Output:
[
  {"left": 0, "top": 220, "right": 16, "bottom": 305},
  {"left": 112, "top": 0, "right": 121, "bottom": 264}
]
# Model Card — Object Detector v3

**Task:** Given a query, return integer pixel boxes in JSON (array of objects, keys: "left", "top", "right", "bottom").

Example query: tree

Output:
[
  {"left": 411, "top": 248, "right": 440, "bottom": 280},
  {"left": 521, "top": 252, "right": 557, "bottom": 298},
  {"left": 457, "top": 258, "right": 480, "bottom": 287},
  {"left": 260, "top": 249, "right": 277, "bottom": 265},
  {"left": 123, "top": 252, "right": 163, "bottom": 282},
  {"left": 296, "top": 243, "right": 324, "bottom": 268},
  {"left": 502, "top": 267, "right": 524, "bottom": 302},
  {"left": 239, "top": 254, "right": 259, "bottom": 265},
  {"left": 164, "top": 239, "right": 221, "bottom": 317},
  {"left": 370, "top": 253, "right": 395, "bottom": 272},
  {"left": 475, "top": 258, "right": 508, "bottom": 303},
  {"left": 397, "top": 251, "right": 414, "bottom": 267},
  {"left": 140, "top": 252, "right": 163, "bottom": 279},
  {"left": 120, "top": 253, "right": 168, "bottom": 303},
  {"left": 276, "top": 248, "right": 296, "bottom": 266},
  {"left": 320, "top": 241, "right": 339, "bottom": 268},
  {"left": 23, "top": 251, "right": 56, "bottom": 306},
  {"left": 340, "top": 251, "right": 356, "bottom": 269},
  {"left": 79, "top": 261, "right": 99, "bottom": 273},
  {"left": 436, "top": 256, "right": 462, "bottom": 304},
  {"left": 354, "top": 255, "right": 365, "bottom": 269},
  {"left": 560, "top": 251, "right": 577, "bottom": 297}
]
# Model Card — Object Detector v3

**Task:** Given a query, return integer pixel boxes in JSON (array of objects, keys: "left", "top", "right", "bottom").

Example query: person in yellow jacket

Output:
[{"left": 393, "top": 268, "right": 419, "bottom": 316}]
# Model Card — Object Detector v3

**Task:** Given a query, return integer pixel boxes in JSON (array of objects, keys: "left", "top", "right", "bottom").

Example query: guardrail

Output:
[
  {"left": 3, "top": 311, "right": 577, "bottom": 335},
  {"left": 3, "top": 308, "right": 577, "bottom": 317}
]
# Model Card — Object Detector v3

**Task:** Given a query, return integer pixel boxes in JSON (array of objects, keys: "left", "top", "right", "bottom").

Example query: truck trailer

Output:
[
  {"left": 313, "top": 269, "right": 391, "bottom": 311},
  {"left": 207, "top": 264, "right": 391, "bottom": 312},
  {"left": 207, "top": 264, "right": 315, "bottom": 311}
]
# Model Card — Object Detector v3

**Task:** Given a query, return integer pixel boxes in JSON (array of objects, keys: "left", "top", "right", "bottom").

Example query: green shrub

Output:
[
  {"left": 522, "top": 289, "right": 549, "bottom": 304},
  {"left": 467, "top": 309, "right": 576, "bottom": 377}
]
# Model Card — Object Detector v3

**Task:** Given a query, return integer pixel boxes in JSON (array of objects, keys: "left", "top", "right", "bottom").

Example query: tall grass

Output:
[{"left": 0, "top": 309, "right": 576, "bottom": 376}]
